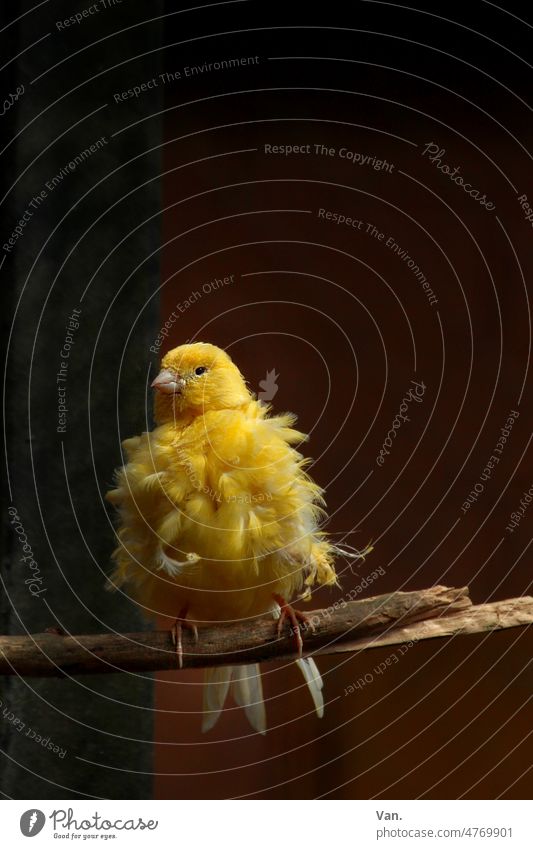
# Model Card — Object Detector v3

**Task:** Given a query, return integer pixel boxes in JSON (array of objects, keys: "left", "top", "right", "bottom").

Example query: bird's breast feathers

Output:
[{"left": 108, "top": 401, "right": 336, "bottom": 619}]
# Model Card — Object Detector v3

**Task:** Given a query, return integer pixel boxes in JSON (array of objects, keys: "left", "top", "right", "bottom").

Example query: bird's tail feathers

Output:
[
  {"left": 230, "top": 664, "right": 267, "bottom": 734},
  {"left": 201, "top": 666, "right": 233, "bottom": 733},
  {"left": 202, "top": 657, "right": 325, "bottom": 734},
  {"left": 202, "top": 664, "right": 266, "bottom": 735},
  {"left": 296, "top": 656, "right": 324, "bottom": 718}
]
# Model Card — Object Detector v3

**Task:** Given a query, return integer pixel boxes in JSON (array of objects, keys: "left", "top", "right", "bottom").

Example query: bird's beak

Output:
[{"left": 151, "top": 368, "right": 184, "bottom": 395}]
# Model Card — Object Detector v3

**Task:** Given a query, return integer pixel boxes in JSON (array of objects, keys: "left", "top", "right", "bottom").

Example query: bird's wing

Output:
[{"left": 106, "top": 424, "right": 202, "bottom": 583}]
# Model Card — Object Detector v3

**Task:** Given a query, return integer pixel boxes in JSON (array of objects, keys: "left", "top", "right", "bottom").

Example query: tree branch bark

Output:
[{"left": 0, "top": 586, "right": 531, "bottom": 677}]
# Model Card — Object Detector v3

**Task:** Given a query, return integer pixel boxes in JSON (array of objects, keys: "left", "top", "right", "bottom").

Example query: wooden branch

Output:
[
  {"left": 314, "top": 597, "right": 533, "bottom": 656},
  {"left": 0, "top": 586, "right": 531, "bottom": 677}
]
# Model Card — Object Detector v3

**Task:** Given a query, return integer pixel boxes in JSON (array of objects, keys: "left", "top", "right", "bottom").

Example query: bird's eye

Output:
[{"left": 195, "top": 366, "right": 208, "bottom": 376}]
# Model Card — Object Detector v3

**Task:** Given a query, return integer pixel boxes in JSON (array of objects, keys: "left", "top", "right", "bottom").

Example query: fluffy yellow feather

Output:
[{"left": 106, "top": 342, "right": 353, "bottom": 733}]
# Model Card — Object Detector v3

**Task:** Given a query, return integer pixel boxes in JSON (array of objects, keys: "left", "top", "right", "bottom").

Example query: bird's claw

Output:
[
  {"left": 273, "top": 593, "right": 314, "bottom": 657},
  {"left": 170, "top": 608, "right": 199, "bottom": 669}
]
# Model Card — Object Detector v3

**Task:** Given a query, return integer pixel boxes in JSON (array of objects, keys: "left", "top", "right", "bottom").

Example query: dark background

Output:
[{"left": 1, "top": 0, "right": 532, "bottom": 799}]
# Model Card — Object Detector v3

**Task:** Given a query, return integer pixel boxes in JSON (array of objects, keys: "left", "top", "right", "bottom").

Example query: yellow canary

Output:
[{"left": 106, "top": 342, "right": 361, "bottom": 733}]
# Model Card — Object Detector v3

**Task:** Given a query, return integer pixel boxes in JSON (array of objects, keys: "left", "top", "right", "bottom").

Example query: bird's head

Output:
[{"left": 152, "top": 342, "right": 250, "bottom": 423}]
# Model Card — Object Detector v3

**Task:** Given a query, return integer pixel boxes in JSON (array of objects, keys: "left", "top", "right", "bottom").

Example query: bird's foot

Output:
[
  {"left": 273, "top": 593, "right": 314, "bottom": 657},
  {"left": 170, "top": 606, "right": 199, "bottom": 669}
]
